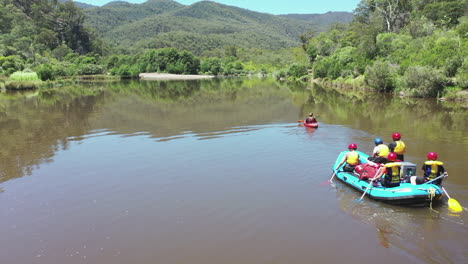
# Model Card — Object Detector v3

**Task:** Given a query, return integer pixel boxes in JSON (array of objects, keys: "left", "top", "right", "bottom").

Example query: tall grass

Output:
[
  {"left": 9, "top": 71, "right": 41, "bottom": 82},
  {"left": 6, "top": 71, "right": 42, "bottom": 90}
]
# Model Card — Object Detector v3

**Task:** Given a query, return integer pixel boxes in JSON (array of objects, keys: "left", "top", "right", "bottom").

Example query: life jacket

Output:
[
  {"left": 377, "top": 144, "right": 390, "bottom": 157},
  {"left": 384, "top": 162, "right": 402, "bottom": 184},
  {"left": 306, "top": 117, "right": 316, "bottom": 123},
  {"left": 346, "top": 151, "right": 359, "bottom": 165},
  {"left": 394, "top": 140, "right": 406, "bottom": 154},
  {"left": 424, "top": 160, "right": 444, "bottom": 180}
]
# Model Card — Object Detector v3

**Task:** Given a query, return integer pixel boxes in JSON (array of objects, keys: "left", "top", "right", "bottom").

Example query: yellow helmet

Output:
[{"left": 309, "top": 112, "right": 314, "bottom": 116}]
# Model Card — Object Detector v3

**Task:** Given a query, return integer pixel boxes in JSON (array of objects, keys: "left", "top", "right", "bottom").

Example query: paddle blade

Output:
[
  {"left": 298, "top": 120, "right": 304, "bottom": 123},
  {"left": 448, "top": 198, "right": 463, "bottom": 213}
]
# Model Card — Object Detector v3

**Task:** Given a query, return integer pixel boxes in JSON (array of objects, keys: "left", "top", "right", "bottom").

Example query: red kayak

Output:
[{"left": 303, "top": 121, "right": 319, "bottom": 128}]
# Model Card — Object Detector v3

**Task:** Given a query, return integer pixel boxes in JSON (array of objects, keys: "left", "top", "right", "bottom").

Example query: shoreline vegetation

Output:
[{"left": 0, "top": 0, "right": 467, "bottom": 102}]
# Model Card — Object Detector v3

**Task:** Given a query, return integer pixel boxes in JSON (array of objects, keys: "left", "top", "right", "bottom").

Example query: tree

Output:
[{"left": 356, "top": 0, "right": 412, "bottom": 33}]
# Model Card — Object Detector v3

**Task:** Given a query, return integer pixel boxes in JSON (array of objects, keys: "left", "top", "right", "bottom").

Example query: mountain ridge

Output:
[{"left": 81, "top": 0, "right": 353, "bottom": 54}]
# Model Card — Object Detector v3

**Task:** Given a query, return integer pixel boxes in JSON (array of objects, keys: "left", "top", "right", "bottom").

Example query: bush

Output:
[
  {"left": 139, "top": 48, "right": 200, "bottom": 74},
  {"left": 455, "top": 58, "right": 468, "bottom": 89},
  {"left": 287, "top": 64, "right": 308, "bottom": 79},
  {"left": 78, "top": 64, "right": 105, "bottom": 75},
  {"left": 200, "top": 57, "right": 222, "bottom": 75},
  {"left": 9, "top": 71, "right": 40, "bottom": 81},
  {"left": 445, "top": 56, "right": 463, "bottom": 77},
  {"left": 399, "top": 66, "right": 446, "bottom": 97},
  {"left": 274, "top": 69, "right": 287, "bottom": 80},
  {"left": 114, "top": 64, "right": 140, "bottom": 78},
  {"left": 0, "top": 55, "right": 23, "bottom": 75},
  {"left": 364, "top": 60, "right": 395, "bottom": 92},
  {"left": 36, "top": 64, "right": 55, "bottom": 81}
]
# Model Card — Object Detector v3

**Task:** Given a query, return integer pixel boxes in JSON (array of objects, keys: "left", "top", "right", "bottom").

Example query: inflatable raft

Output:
[
  {"left": 332, "top": 151, "right": 443, "bottom": 206},
  {"left": 303, "top": 121, "right": 318, "bottom": 128}
]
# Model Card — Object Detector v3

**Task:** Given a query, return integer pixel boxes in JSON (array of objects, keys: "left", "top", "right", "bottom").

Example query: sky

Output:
[{"left": 77, "top": 0, "right": 361, "bottom": 14}]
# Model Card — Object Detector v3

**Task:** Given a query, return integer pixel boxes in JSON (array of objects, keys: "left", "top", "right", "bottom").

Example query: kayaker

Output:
[
  {"left": 336, "top": 143, "right": 360, "bottom": 172},
  {"left": 368, "top": 137, "right": 390, "bottom": 164},
  {"left": 373, "top": 152, "right": 402, "bottom": 188},
  {"left": 305, "top": 112, "right": 317, "bottom": 124},
  {"left": 388, "top": 132, "right": 406, "bottom": 161},
  {"left": 410, "top": 152, "right": 448, "bottom": 185}
]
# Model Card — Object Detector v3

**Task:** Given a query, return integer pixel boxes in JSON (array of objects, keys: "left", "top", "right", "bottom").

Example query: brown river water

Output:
[{"left": 0, "top": 78, "right": 467, "bottom": 264}]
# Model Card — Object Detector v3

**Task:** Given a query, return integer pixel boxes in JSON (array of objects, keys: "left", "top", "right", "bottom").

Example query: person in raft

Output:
[
  {"left": 388, "top": 132, "right": 405, "bottom": 161},
  {"left": 410, "top": 152, "right": 448, "bottom": 185},
  {"left": 336, "top": 143, "right": 360, "bottom": 172},
  {"left": 373, "top": 152, "right": 402, "bottom": 188},
  {"left": 305, "top": 112, "right": 317, "bottom": 124},
  {"left": 368, "top": 137, "right": 390, "bottom": 164}
]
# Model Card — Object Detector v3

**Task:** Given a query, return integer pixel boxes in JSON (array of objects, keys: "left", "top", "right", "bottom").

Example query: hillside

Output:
[
  {"left": 282, "top": 12, "right": 354, "bottom": 25},
  {"left": 60, "top": 0, "right": 96, "bottom": 8},
  {"left": 83, "top": 0, "right": 334, "bottom": 54}
]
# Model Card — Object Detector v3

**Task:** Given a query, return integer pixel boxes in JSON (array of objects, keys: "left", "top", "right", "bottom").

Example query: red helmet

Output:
[
  {"left": 392, "top": 132, "right": 401, "bottom": 140},
  {"left": 388, "top": 152, "right": 398, "bottom": 161},
  {"left": 427, "top": 152, "right": 438, "bottom": 160},
  {"left": 348, "top": 143, "right": 358, "bottom": 149}
]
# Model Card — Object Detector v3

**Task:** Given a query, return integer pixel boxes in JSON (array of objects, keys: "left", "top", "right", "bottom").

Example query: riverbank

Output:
[
  {"left": 139, "top": 73, "right": 215, "bottom": 80},
  {"left": 312, "top": 76, "right": 468, "bottom": 103}
]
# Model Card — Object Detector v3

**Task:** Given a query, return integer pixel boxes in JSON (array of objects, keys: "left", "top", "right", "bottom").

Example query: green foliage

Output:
[
  {"left": 9, "top": 71, "right": 40, "bottom": 82},
  {"left": 0, "top": 0, "right": 100, "bottom": 59},
  {"left": 402, "top": 17, "right": 435, "bottom": 38},
  {"left": 455, "top": 58, "right": 468, "bottom": 89},
  {"left": 456, "top": 18, "right": 468, "bottom": 38},
  {"left": 399, "top": 66, "right": 446, "bottom": 97},
  {"left": 36, "top": 64, "right": 55, "bottom": 81},
  {"left": 421, "top": 0, "right": 465, "bottom": 28},
  {"left": 287, "top": 64, "right": 308, "bottom": 79},
  {"left": 83, "top": 0, "right": 332, "bottom": 55},
  {"left": 313, "top": 47, "right": 366, "bottom": 79},
  {"left": 0, "top": 55, "right": 23, "bottom": 75},
  {"left": 364, "top": 60, "right": 395, "bottom": 92},
  {"left": 444, "top": 56, "right": 463, "bottom": 77},
  {"left": 77, "top": 64, "right": 105, "bottom": 75},
  {"left": 304, "top": 0, "right": 468, "bottom": 97},
  {"left": 200, "top": 57, "right": 222, "bottom": 75},
  {"left": 138, "top": 48, "right": 200, "bottom": 75}
]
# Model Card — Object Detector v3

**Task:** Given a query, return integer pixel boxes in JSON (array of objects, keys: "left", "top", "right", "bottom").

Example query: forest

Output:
[{"left": 0, "top": 0, "right": 466, "bottom": 99}]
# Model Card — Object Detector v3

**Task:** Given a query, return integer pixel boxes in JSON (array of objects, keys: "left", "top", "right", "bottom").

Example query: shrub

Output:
[
  {"left": 399, "top": 66, "right": 446, "bottom": 97},
  {"left": 445, "top": 56, "right": 463, "bottom": 77},
  {"left": 9, "top": 71, "right": 40, "bottom": 81},
  {"left": 455, "top": 58, "right": 468, "bottom": 89},
  {"left": 78, "top": 64, "right": 105, "bottom": 75},
  {"left": 364, "top": 60, "right": 395, "bottom": 92},
  {"left": 287, "top": 64, "right": 308, "bottom": 79},
  {"left": 200, "top": 57, "right": 222, "bottom": 75},
  {"left": 36, "top": 64, "right": 55, "bottom": 81},
  {"left": 274, "top": 69, "right": 287, "bottom": 80}
]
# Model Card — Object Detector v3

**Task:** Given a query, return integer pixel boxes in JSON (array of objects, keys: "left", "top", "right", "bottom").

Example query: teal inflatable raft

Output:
[{"left": 332, "top": 151, "right": 443, "bottom": 206}]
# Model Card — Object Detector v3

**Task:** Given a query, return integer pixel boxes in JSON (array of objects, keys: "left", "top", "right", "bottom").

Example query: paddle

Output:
[
  {"left": 422, "top": 174, "right": 446, "bottom": 185},
  {"left": 329, "top": 171, "right": 336, "bottom": 183},
  {"left": 441, "top": 187, "right": 463, "bottom": 213},
  {"left": 358, "top": 179, "right": 374, "bottom": 201},
  {"left": 358, "top": 166, "right": 382, "bottom": 201}
]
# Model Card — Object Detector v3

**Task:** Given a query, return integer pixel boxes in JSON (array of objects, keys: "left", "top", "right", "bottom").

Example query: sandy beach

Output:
[{"left": 139, "top": 73, "right": 215, "bottom": 80}]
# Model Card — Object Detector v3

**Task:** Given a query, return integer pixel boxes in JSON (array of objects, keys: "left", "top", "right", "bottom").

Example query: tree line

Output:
[
  {"left": 1, "top": 0, "right": 467, "bottom": 99},
  {"left": 302, "top": 0, "right": 467, "bottom": 97}
]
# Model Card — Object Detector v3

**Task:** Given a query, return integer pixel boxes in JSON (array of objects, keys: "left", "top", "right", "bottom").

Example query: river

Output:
[{"left": 0, "top": 78, "right": 466, "bottom": 264}]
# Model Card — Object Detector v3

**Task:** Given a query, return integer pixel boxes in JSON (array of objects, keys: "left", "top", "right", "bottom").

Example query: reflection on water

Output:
[
  {"left": 0, "top": 78, "right": 467, "bottom": 264},
  {"left": 334, "top": 180, "right": 467, "bottom": 264}
]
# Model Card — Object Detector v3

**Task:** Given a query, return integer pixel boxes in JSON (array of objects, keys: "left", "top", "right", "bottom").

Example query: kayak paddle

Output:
[{"left": 441, "top": 187, "right": 463, "bottom": 213}]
